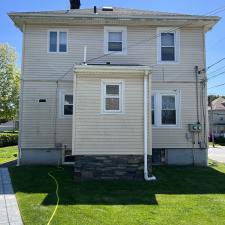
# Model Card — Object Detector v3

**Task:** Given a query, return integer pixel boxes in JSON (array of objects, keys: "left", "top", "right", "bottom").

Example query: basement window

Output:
[
  {"left": 152, "top": 149, "right": 166, "bottom": 165},
  {"left": 49, "top": 31, "right": 68, "bottom": 53}
]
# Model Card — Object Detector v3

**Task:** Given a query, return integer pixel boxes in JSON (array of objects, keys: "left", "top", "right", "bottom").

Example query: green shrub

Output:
[
  {"left": 0, "top": 133, "right": 18, "bottom": 147},
  {"left": 215, "top": 136, "right": 225, "bottom": 144}
]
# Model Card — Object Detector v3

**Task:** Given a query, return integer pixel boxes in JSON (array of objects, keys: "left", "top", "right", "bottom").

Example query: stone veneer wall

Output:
[{"left": 74, "top": 155, "right": 152, "bottom": 180}]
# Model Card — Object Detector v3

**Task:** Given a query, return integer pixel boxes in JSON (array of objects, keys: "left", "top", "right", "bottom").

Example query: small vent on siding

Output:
[{"left": 39, "top": 99, "right": 47, "bottom": 103}]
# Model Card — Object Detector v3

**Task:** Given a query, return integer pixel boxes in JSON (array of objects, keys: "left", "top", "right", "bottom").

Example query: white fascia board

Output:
[{"left": 74, "top": 65, "right": 152, "bottom": 75}]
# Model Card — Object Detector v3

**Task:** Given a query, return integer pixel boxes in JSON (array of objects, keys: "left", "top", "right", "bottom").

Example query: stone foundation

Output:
[{"left": 74, "top": 155, "right": 152, "bottom": 180}]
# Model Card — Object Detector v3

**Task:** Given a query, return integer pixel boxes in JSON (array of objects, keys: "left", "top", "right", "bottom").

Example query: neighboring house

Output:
[
  {"left": 0, "top": 121, "right": 17, "bottom": 132},
  {"left": 9, "top": 4, "right": 219, "bottom": 179},
  {"left": 208, "top": 97, "right": 225, "bottom": 138}
]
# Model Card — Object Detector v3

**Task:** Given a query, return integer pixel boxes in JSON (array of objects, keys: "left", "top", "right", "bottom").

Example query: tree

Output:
[{"left": 0, "top": 44, "right": 20, "bottom": 122}]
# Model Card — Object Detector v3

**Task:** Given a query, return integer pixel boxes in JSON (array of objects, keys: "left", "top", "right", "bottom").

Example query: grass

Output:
[
  {"left": 208, "top": 142, "right": 225, "bottom": 147},
  {"left": 0, "top": 145, "right": 17, "bottom": 164},
  {"left": 9, "top": 161, "right": 225, "bottom": 225}
]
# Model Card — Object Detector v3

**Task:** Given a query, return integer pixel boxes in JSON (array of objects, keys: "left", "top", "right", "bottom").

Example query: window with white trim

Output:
[
  {"left": 161, "top": 95, "right": 176, "bottom": 125},
  {"left": 49, "top": 31, "right": 68, "bottom": 53},
  {"left": 157, "top": 28, "right": 180, "bottom": 63},
  {"left": 102, "top": 81, "right": 123, "bottom": 113},
  {"left": 152, "top": 91, "right": 180, "bottom": 127},
  {"left": 60, "top": 93, "right": 73, "bottom": 117},
  {"left": 104, "top": 27, "right": 127, "bottom": 54}
]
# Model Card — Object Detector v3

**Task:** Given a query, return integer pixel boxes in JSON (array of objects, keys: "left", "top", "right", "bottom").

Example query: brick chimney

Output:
[{"left": 70, "top": 0, "right": 81, "bottom": 9}]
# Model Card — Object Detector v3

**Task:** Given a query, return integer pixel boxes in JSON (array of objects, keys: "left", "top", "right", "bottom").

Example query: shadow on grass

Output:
[{"left": 9, "top": 161, "right": 225, "bottom": 206}]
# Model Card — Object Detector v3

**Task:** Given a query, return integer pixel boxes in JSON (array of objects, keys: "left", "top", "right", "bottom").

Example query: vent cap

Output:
[{"left": 102, "top": 7, "right": 113, "bottom": 11}]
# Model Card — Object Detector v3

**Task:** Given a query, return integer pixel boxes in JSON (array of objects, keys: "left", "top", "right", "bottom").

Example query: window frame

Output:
[
  {"left": 104, "top": 26, "right": 127, "bottom": 55},
  {"left": 151, "top": 95, "right": 156, "bottom": 126},
  {"left": 157, "top": 27, "right": 180, "bottom": 64},
  {"left": 152, "top": 90, "right": 181, "bottom": 128},
  {"left": 48, "top": 30, "right": 68, "bottom": 54},
  {"left": 101, "top": 80, "right": 124, "bottom": 114},
  {"left": 59, "top": 90, "right": 73, "bottom": 118}
]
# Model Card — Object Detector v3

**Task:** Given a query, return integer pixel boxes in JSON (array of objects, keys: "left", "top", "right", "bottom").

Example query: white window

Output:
[
  {"left": 60, "top": 92, "right": 73, "bottom": 117},
  {"left": 104, "top": 27, "right": 127, "bottom": 54},
  {"left": 49, "top": 31, "right": 68, "bottom": 53},
  {"left": 152, "top": 91, "right": 180, "bottom": 127},
  {"left": 157, "top": 28, "right": 180, "bottom": 63},
  {"left": 101, "top": 80, "right": 124, "bottom": 113}
]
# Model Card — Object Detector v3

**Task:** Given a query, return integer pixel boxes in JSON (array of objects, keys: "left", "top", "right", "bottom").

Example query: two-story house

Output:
[{"left": 9, "top": 4, "right": 219, "bottom": 179}]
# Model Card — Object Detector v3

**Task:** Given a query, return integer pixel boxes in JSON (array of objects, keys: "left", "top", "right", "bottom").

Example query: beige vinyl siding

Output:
[
  {"left": 152, "top": 82, "right": 205, "bottom": 149},
  {"left": 23, "top": 25, "right": 204, "bottom": 81},
  {"left": 21, "top": 23, "right": 206, "bottom": 152},
  {"left": 73, "top": 73, "right": 145, "bottom": 155},
  {"left": 21, "top": 81, "right": 73, "bottom": 148}
]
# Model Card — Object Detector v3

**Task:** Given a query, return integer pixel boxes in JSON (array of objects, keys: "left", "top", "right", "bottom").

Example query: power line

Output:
[
  {"left": 85, "top": 5, "right": 225, "bottom": 64},
  {"left": 207, "top": 58, "right": 225, "bottom": 70},
  {"left": 207, "top": 70, "right": 225, "bottom": 80},
  {"left": 57, "top": 4, "right": 225, "bottom": 81},
  {"left": 207, "top": 65, "right": 225, "bottom": 75},
  {"left": 208, "top": 82, "right": 225, "bottom": 89}
]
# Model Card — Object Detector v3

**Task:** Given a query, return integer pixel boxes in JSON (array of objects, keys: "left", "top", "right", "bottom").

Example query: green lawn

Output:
[
  {"left": 9, "top": 162, "right": 225, "bottom": 225},
  {"left": 0, "top": 146, "right": 17, "bottom": 164},
  {"left": 209, "top": 142, "right": 225, "bottom": 147}
]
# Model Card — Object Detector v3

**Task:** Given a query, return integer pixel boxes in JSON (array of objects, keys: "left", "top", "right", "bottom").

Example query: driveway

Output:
[{"left": 208, "top": 146, "right": 225, "bottom": 163}]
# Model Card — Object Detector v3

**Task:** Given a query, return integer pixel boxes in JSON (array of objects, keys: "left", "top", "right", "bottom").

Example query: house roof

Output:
[
  {"left": 210, "top": 97, "right": 225, "bottom": 110},
  {"left": 8, "top": 7, "right": 220, "bottom": 32}
]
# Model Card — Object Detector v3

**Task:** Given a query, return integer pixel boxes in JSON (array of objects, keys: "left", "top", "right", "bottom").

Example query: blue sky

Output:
[{"left": 1, "top": 0, "right": 225, "bottom": 95}]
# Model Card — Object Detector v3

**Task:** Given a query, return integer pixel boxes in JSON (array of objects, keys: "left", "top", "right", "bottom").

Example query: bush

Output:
[
  {"left": 0, "top": 133, "right": 18, "bottom": 147},
  {"left": 215, "top": 136, "right": 225, "bottom": 144}
]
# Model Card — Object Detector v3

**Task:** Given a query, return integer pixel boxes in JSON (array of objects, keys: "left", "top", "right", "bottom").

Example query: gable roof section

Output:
[
  {"left": 9, "top": 7, "right": 220, "bottom": 32},
  {"left": 211, "top": 97, "right": 225, "bottom": 110}
]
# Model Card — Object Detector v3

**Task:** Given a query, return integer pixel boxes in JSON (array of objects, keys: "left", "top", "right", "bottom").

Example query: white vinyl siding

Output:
[{"left": 104, "top": 26, "right": 127, "bottom": 54}]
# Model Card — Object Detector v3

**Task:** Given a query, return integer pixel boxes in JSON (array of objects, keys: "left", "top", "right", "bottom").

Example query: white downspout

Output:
[{"left": 144, "top": 71, "right": 156, "bottom": 181}]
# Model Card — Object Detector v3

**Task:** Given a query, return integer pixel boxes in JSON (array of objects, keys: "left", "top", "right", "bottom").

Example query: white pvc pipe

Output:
[
  {"left": 83, "top": 46, "right": 87, "bottom": 65},
  {"left": 144, "top": 73, "right": 156, "bottom": 181}
]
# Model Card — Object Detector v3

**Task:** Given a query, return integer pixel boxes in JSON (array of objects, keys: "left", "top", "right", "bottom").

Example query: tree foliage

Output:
[{"left": 0, "top": 44, "right": 20, "bottom": 121}]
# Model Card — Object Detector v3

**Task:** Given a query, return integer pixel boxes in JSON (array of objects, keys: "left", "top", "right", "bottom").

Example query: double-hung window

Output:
[
  {"left": 161, "top": 95, "right": 176, "bottom": 125},
  {"left": 157, "top": 28, "right": 180, "bottom": 63},
  {"left": 104, "top": 27, "right": 127, "bottom": 54},
  {"left": 49, "top": 31, "right": 68, "bottom": 53},
  {"left": 102, "top": 81, "right": 123, "bottom": 113},
  {"left": 152, "top": 91, "right": 180, "bottom": 127},
  {"left": 161, "top": 33, "right": 175, "bottom": 61},
  {"left": 60, "top": 92, "right": 73, "bottom": 117}
]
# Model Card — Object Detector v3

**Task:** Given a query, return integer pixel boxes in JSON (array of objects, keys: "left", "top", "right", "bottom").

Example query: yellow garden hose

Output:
[{"left": 46, "top": 170, "right": 60, "bottom": 225}]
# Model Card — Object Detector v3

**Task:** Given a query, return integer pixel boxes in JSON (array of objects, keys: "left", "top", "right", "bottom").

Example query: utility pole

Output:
[{"left": 210, "top": 96, "right": 215, "bottom": 148}]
